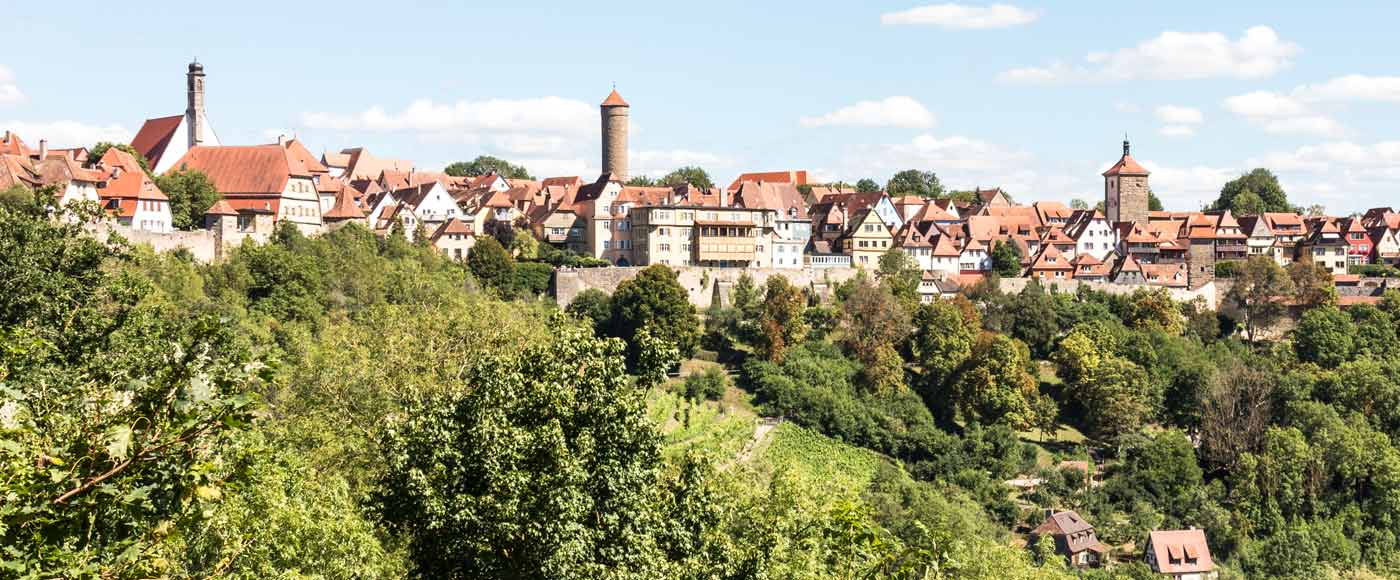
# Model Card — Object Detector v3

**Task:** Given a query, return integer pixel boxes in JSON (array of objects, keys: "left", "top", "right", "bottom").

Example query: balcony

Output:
[{"left": 695, "top": 221, "right": 756, "bottom": 261}]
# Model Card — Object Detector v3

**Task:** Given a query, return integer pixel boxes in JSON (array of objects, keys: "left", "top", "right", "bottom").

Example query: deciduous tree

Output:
[
  {"left": 885, "top": 169, "right": 944, "bottom": 198},
  {"left": 444, "top": 155, "right": 532, "bottom": 179},
  {"left": 155, "top": 165, "right": 222, "bottom": 230},
  {"left": 1225, "top": 256, "right": 1294, "bottom": 343}
]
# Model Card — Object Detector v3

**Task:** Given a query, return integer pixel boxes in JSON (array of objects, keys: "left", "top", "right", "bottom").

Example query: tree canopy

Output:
[
  {"left": 155, "top": 165, "right": 222, "bottom": 230},
  {"left": 444, "top": 155, "right": 533, "bottom": 180},
  {"left": 886, "top": 169, "right": 944, "bottom": 198},
  {"left": 1211, "top": 168, "right": 1291, "bottom": 214},
  {"left": 658, "top": 166, "right": 715, "bottom": 189}
]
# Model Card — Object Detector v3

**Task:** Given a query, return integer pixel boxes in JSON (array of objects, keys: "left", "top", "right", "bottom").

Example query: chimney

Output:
[
  {"left": 111, "top": 166, "right": 123, "bottom": 179},
  {"left": 38, "top": 139, "right": 47, "bottom": 159},
  {"left": 276, "top": 134, "right": 287, "bottom": 146}
]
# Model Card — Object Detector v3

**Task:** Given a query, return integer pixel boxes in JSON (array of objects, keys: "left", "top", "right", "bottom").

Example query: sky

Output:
[{"left": 5, "top": 1, "right": 1400, "bottom": 213}]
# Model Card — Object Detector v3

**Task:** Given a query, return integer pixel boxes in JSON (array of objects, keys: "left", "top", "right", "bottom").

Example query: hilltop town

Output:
[
  {"left": 9, "top": 60, "right": 1400, "bottom": 580},
  {"left": 4, "top": 61, "right": 1396, "bottom": 310}
]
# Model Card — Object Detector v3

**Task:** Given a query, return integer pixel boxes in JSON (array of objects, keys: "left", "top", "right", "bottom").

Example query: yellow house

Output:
[{"left": 843, "top": 208, "right": 895, "bottom": 268}]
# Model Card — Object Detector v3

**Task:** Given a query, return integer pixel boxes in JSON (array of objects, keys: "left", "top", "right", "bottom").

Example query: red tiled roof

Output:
[
  {"left": 204, "top": 199, "right": 238, "bottom": 216},
  {"left": 1148, "top": 530, "right": 1215, "bottom": 575},
  {"left": 430, "top": 217, "right": 474, "bottom": 242},
  {"left": 323, "top": 186, "right": 366, "bottom": 220},
  {"left": 601, "top": 89, "right": 629, "bottom": 107},
  {"left": 169, "top": 140, "right": 326, "bottom": 195},
  {"left": 726, "top": 169, "right": 809, "bottom": 192},
  {"left": 0, "top": 130, "right": 33, "bottom": 156},
  {"left": 130, "top": 115, "right": 183, "bottom": 168},
  {"left": 1103, "top": 153, "right": 1149, "bottom": 176},
  {"left": 98, "top": 148, "right": 167, "bottom": 201}
]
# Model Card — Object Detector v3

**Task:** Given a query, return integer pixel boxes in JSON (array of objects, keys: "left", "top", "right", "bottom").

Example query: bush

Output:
[{"left": 683, "top": 367, "right": 728, "bottom": 401}]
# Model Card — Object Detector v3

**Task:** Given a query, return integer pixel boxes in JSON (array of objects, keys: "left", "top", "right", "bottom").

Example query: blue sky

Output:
[{"left": 6, "top": 1, "right": 1400, "bottom": 212}]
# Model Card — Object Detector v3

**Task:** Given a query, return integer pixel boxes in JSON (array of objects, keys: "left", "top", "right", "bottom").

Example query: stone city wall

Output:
[
  {"left": 85, "top": 223, "right": 273, "bottom": 262},
  {"left": 553, "top": 266, "right": 862, "bottom": 309},
  {"left": 556, "top": 266, "right": 1221, "bottom": 310}
]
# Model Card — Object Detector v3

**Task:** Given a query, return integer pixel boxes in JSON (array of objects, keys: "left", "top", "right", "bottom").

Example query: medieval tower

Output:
[
  {"left": 601, "top": 88, "right": 629, "bottom": 180},
  {"left": 1103, "top": 139, "right": 1150, "bottom": 224},
  {"left": 186, "top": 60, "right": 207, "bottom": 148}
]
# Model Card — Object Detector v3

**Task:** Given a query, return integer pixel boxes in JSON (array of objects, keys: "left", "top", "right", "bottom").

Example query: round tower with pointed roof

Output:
[
  {"left": 600, "top": 88, "right": 629, "bottom": 180},
  {"left": 1103, "top": 138, "right": 1150, "bottom": 224}
]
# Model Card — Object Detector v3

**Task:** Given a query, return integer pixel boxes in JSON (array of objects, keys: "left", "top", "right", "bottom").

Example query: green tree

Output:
[
  {"left": 443, "top": 155, "right": 532, "bottom": 179},
  {"left": 682, "top": 366, "right": 728, "bottom": 401},
  {"left": 467, "top": 236, "right": 514, "bottom": 290},
  {"left": 1077, "top": 356, "right": 1151, "bottom": 440},
  {"left": 909, "top": 300, "right": 976, "bottom": 388},
  {"left": 1148, "top": 190, "right": 1164, "bottom": 212},
  {"left": 877, "top": 247, "right": 922, "bottom": 307},
  {"left": 607, "top": 265, "right": 701, "bottom": 364},
  {"left": 1287, "top": 261, "right": 1337, "bottom": 309},
  {"left": 90, "top": 141, "right": 152, "bottom": 176},
  {"left": 624, "top": 175, "right": 657, "bottom": 187},
  {"left": 1069, "top": 199, "right": 1089, "bottom": 210},
  {"left": 855, "top": 178, "right": 881, "bottom": 193},
  {"left": 511, "top": 226, "right": 540, "bottom": 259},
  {"left": 659, "top": 166, "right": 714, "bottom": 189},
  {"left": 1123, "top": 288, "right": 1185, "bottom": 335},
  {"left": 155, "top": 165, "right": 222, "bottom": 230},
  {"left": 1293, "top": 306, "right": 1355, "bottom": 368},
  {"left": 756, "top": 275, "right": 806, "bottom": 363},
  {"left": 568, "top": 288, "right": 613, "bottom": 329},
  {"left": 374, "top": 324, "right": 669, "bottom": 579},
  {"left": 1225, "top": 256, "right": 1294, "bottom": 343},
  {"left": 952, "top": 334, "right": 1043, "bottom": 429},
  {"left": 0, "top": 198, "right": 258, "bottom": 577},
  {"left": 1232, "top": 188, "right": 1267, "bottom": 216},
  {"left": 991, "top": 240, "right": 1023, "bottom": 277},
  {"left": 840, "top": 278, "right": 910, "bottom": 392},
  {"left": 729, "top": 271, "right": 760, "bottom": 316},
  {"left": 1213, "top": 168, "right": 1290, "bottom": 214},
  {"left": 0, "top": 183, "right": 34, "bottom": 209},
  {"left": 886, "top": 169, "right": 944, "bottom": 198}
]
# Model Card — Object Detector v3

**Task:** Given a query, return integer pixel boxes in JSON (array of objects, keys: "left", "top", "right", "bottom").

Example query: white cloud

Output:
[
  {"left": 1245, "top": 140, "right": 1400, "bottom": 209},
  {"left": 1155, "top": 105, "right": 1203, "bottom": 124},
  {"left": 633, "top": 149, "right": 733, "bottom": 177},
  {"left": 999, "top": 26, "right": 1299, "bottom": 83},
  {"left": 301, "top": 97, "right": 594, "bottom": 135},
  {"left": 830, "top": 133, "right": 1034, "bottom": 192},
  {"left": 1138, "top": 161, "right": 1235, "bottom": 209},
  {"left": 0, "top": 120, "right": 132, "bottom": 147},
  {"left": 1259, "top": 116, "right": 1346, "bottom": 137},
  {"left": 1159, "top": 125, "right": 1196, "bottom": 138},
  {"left": 880, "top": 3, "right": 1038, "bottom": 29},
  {"left": 1114, "top": 102, "right": 1141, "bottom": 114},
  {"left": 1222, "top": 90, "right": 1306, "bottom": 117},
  {"left": 799, "top": 96, "right": 936, "bottom": 129},
  {"left": 1294, "top": 74, "right": 1400, "bottom": 103},
  {"left": 1222, "top": 90, "right": 1345, "bottom": 137},
  {"left": 0, "top": 65, "right": 22, "bottom": 106}
]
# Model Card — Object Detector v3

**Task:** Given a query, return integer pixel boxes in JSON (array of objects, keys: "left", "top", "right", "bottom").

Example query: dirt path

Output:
[{"left": 738, "top": 417, "right": 782, "bottom": 462}]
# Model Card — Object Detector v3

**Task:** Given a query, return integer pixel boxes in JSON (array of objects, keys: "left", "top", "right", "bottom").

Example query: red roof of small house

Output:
[
  {"left": 932, "top": 232, "right": 961, "bottom": 257},
  {"left": 323, "top": 186, "right": 366, "bottom": 220},
  {"left": 204, "top": 199, "right": 238, "bottom": 216},
  {"left": 601, "top": 89, "right": 629, "bottom": 107},
  {"left": 430, "top": 217, "right": 474, "bottom": 242},
  {"left": 0, "top": 153, "right": 41, "bottom": 189},
  {"left": 726, "top": 169, "right": 809, "bottom": 192},
  {"left": 1147, "top": 530, "right": 1215, "bottom": 575},
  {"left": 97, "top": 148, "right": 168, "bottom": 201},
  {"left": 130, "top": 114, "right": 183, "bottom": 168},
  {"left": 0, "top": 130, "right": 33, "bottom": 156}
]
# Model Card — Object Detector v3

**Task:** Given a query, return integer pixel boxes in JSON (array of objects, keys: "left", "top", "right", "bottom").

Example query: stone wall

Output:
[
  {"left": 553, "top": 266, "right": 861, "bottom": 309},
  {"left": 1118, "top": 174, "right": 1150, "bottom": 224},
  {"left": 85, "top": 222, "right": 273, "bottom": 262},
  {"left": 554, "top": 267, "right": 1221, "bottom": 311}
]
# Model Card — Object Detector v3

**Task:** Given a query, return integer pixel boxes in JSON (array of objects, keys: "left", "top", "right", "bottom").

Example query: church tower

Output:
[
  {"left": 600, "top": 88, "right": 629, "bottom": 180},
  {"left": 1103, "top": 139, "right": 1150, "bottom": 224},
  {"left": 186, "top": 60, "right": 207, "bottom": 148}
]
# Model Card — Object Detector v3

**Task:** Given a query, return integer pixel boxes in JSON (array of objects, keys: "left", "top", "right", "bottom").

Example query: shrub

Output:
[{"left": 683, "top": 367, "right": 728, "bottom": 401}]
